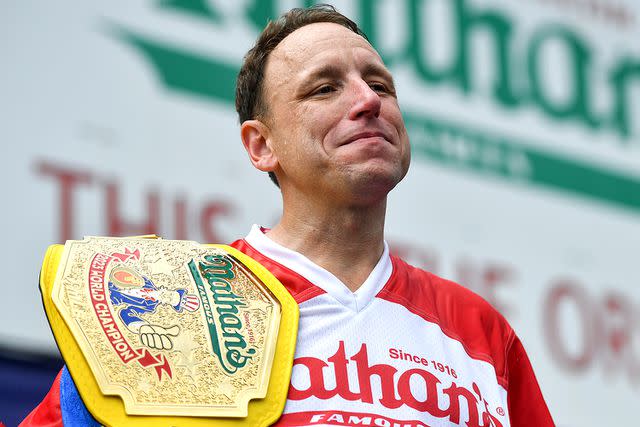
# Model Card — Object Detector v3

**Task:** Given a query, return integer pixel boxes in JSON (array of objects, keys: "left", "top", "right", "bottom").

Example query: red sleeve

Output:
[
  {"left": 19, "top": 370, "right": 64, "bottom": 427},
  {"left": 506, "top": 336, "right": 555, "bottom": 427}
]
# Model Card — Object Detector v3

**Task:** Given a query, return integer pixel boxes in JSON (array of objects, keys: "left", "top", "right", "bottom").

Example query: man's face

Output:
[{"left": 261, "top": 22, "right": 410, "bottom": 204}]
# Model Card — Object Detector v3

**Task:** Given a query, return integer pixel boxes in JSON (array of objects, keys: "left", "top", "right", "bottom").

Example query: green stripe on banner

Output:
[
  {"left": 405, "top": 113, "right": 640, "bottom": 212},
  {"left": 111, "top": 28, "right": 239, "bottom": 104}
]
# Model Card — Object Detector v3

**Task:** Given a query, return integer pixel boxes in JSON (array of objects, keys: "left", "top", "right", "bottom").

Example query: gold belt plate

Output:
[{"left": 40, "top": 236, "right": 298, "bottom": 427}]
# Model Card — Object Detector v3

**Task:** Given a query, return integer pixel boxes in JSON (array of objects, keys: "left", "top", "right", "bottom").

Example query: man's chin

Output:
[
  {"left": 353, "top": 160, "right": 407, "bottom": 185},
  {"left": 343, "top": 167, "right": 406, "bottom": 201}
]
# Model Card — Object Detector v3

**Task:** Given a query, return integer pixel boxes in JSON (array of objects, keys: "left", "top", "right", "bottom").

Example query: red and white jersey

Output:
[
  {"left": 231, "top": 226, "right": 554, "bottom": 427},
  {"left": 23, "top": 226, "right": 553, "bottom": 427}
]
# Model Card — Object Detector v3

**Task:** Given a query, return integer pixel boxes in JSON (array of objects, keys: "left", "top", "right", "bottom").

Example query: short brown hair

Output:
[{"left": 235, "top": 4, "right": 368, "bottom": 186}]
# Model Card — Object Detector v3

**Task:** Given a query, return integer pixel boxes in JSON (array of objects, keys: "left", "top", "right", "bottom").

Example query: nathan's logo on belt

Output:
[{"left": 188, "top": 254, "right": 256, "bottom": 374}]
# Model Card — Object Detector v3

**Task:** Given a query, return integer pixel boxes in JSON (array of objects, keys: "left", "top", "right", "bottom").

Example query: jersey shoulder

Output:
[
  {"left": 382, "top": 255, "right": 511, "bottom": 325},
  {"left": 379, "top": 256, "right": 516, "bottom": 385}
]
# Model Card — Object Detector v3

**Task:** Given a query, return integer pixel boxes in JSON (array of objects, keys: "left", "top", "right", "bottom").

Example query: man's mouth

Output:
[{"left": 343, "top": 131, "right": 389, "bottom": 145}]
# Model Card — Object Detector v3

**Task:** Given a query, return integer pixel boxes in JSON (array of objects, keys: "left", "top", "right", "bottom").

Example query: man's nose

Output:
[{"left": 348, "top": 80, "right": 382, "bottom": 120}]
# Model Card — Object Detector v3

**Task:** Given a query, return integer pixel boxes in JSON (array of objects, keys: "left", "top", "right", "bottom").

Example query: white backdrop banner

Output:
[{"left": 2, "top": 1, "right": 639, "bottom": 426}]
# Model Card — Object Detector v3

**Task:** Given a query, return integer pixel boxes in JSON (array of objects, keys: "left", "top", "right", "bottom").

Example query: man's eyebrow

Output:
[
  {"left": 361, "top": 62, "right": 395, "bottom": 85},
  {"left": 299, "top": 62, "right": 395, "bottom": 84},
  {"left": 300, "top": 64, "right": 343, "bottom": 83}
]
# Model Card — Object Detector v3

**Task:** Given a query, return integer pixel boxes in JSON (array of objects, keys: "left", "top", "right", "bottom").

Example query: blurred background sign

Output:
[{"left": 2, "top": 1, "right": 639, "bottom": 426}]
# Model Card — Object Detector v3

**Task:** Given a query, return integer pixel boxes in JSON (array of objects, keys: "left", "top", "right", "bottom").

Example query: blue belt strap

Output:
[{"left": 59, "top": 366, "right": 101, "bottom": 427}]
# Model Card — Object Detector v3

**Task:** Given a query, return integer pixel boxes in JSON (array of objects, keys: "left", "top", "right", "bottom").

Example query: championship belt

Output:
[{"left": 39, "top": 236, "right": 298, "bottom": 426}]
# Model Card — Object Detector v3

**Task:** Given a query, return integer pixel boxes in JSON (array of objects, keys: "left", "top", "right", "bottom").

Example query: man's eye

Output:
[
  {"left": 313, "top": 85, "right": 335, "bottom": 95},
  {"left": 369, "top": 82, "right": 388, "bottom": 93}
]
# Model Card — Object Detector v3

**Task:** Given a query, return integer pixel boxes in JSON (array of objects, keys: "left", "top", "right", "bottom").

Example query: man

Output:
[{"left": 23, "top": 5, "right": 553, "bottom": 426}]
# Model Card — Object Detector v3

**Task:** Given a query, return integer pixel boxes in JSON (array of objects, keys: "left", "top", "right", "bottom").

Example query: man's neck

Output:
[{"left": 266, "top": 197, "right": 387, "bottom": 292}]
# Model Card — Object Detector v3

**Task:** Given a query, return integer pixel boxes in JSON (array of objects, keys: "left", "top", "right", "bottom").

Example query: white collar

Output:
[{"left": 245, "top": 225, "right": 392, "bottom": 312}]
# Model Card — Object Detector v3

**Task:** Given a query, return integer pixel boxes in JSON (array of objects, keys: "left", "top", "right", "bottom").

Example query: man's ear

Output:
[{"left": 240, "top": 120, "right": 278, "bottom": 173}]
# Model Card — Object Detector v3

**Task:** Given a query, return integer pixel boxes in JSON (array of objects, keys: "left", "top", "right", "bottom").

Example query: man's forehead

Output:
[{"left": 268, "top": 22, "right": 380, "bottom": 70}]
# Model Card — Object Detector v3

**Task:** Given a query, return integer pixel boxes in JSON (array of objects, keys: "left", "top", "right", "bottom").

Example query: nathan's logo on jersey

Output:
[
  {"left": 188, "top": 254, "right": 256, "bottom": 375},
  {"left": 290, "top": 341, "right": 504, "bottom": 427}
]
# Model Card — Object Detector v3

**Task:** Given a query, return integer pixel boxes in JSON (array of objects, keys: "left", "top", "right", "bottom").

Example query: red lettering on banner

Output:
[
  {"left": 37, "top": 161, "right": 92, "bottom": 242},
  {"left": 106, "top": 182, "right": 159, "bottom": 236},
  {"left": 200, "top": 201, "right": 233, "bottom": 243},
  {"left": 544, "top": 280, "right": 596, "bottom": 372},
  {"left": 36, "top": 160, "right": 236, "bottom": 242},
  {"left": 543, "top": 279, "right": 640, "bottom": 385},
  {"left": 174, "top": 197, "right": 188, "bottom": 240},
  {"left": 602, "top": 293, "right": 631, "bottom": 360},
  {"left": 288, "top": 342, "right": 503, "bottom": 426}
]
